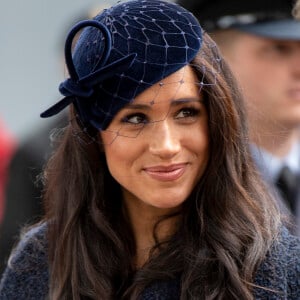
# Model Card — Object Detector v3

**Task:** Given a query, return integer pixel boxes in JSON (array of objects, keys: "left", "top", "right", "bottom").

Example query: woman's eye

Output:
[
  {"left": 122, "top": 113, "right": 148, "bottom": 125},
  {"left": 273, "top": 44, "right": 290, "bottom": 54},
  {"left": 175, "top": 107, "right": 199, "bottom": 119},
  {"left": 266, "top": 43, "right": 292, "bottom": 56}
]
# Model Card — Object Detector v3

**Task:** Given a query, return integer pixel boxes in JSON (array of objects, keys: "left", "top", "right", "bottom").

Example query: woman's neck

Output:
[{"left": 123, "top": 197, "right": 180, "bottom": 268}]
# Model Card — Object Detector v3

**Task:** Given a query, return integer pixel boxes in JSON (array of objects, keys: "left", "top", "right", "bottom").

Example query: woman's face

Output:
[{"left": 100, "top": 66, "right": 209, "bottom": 213}]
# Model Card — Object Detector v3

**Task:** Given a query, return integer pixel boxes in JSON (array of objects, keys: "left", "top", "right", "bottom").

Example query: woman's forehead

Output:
[{"left": 132, "top": 65, "right": 200, "bottom": 103}]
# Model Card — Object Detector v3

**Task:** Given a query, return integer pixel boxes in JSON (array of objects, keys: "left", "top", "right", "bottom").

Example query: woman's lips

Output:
[{"left": 143, "top": 164, "right": 187, "bottom": 181}]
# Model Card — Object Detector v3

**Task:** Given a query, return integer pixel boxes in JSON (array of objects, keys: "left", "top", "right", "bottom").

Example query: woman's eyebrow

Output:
[
  {"left": 125, "top": 97, "right": 202, "bottom": 110},
  {"left": 170, "top": 97, "right": 202, "bottom": 106},
  {"left": 124, "top": 103, "right": 152, "bottom": 110}
]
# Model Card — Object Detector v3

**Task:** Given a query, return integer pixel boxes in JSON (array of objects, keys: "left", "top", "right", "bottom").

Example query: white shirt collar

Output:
[{"left": 250, "top": 142, "right": 300, "bottom": 182}]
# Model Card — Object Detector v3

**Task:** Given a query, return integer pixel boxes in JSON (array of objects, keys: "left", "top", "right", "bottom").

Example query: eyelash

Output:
[
  {"left": 175, "top": 107, "right": 200, "bottom": 120},
  {"left": 121, "top": 107, "right": 201, "bottom": 125},
  {"left": 121, "top": 113, "right": 148, "bottom": 125}
]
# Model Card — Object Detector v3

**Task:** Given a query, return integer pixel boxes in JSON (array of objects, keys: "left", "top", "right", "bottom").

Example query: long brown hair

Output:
[{"left": 43, "top": 33, "right": 280, "bottom": 299}]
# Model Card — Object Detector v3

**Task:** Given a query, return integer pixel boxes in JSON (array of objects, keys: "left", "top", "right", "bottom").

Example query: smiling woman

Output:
[
  {"left": 102, "top": 66, "right": 209, "bottom": 214},
  {"left": 0, "top": 0, "right": 299, "bottom": 299}
]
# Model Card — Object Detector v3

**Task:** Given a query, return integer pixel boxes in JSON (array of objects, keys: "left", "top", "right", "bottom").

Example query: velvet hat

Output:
[
  {"left": 41, "top": 0, "right": 203, "bottom": 130},
  {"left": 177, "top": 0, "right": 300, "bottom": 40}
]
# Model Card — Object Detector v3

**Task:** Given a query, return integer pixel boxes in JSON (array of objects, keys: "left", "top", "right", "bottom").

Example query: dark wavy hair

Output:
[{"left": 43, "top": 33, "right": 280, "bottom": 299}]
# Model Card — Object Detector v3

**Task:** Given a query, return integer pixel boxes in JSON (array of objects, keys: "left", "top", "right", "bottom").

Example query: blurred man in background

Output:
[{"left": 178, "top": 0, "right": 300, "bottom": 236}]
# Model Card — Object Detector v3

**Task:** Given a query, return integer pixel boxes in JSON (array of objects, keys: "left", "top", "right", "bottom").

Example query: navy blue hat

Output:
[
  {"left": 41, "top": 0, "right": 203, "bottom": 130},
  {"left": 177, "top": 0, "right": 300, "bottom": 40}
]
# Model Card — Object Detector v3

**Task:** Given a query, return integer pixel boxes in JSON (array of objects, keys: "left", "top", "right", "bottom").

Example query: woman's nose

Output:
[{"left": 148, "top": 120, "right": 181, "bottom": 159}]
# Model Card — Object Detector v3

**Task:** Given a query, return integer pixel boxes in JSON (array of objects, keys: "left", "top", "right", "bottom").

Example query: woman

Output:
[{"left": 0, "top": 0, "right": 299, "bottom": 299}]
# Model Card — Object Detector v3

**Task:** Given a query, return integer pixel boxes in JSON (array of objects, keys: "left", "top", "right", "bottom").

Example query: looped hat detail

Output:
[
  {"left": 41, "top": 0, "right": 203, "bottom": 130},
  {"left": 41, "top": 20, "right": 136, "bottom": 120}
]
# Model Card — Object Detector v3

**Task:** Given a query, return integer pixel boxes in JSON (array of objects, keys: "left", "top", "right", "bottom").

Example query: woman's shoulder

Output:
[
  {"left": 7, "top": 222, "right": 48, "bottom": 267},
  {"left": 0, "top": 222, "right": 49, "bottom": 299},
  {"left": 254, "top": 227, "right": 300, "bottom": 299},
  {"left": 269, "top": 226, "right": 300, "bottom": 267}
]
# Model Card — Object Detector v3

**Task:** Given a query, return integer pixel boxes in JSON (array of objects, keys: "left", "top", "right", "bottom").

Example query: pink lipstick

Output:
[{"left": 143, "top": 164, "right": 187, "bottom": 181}]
